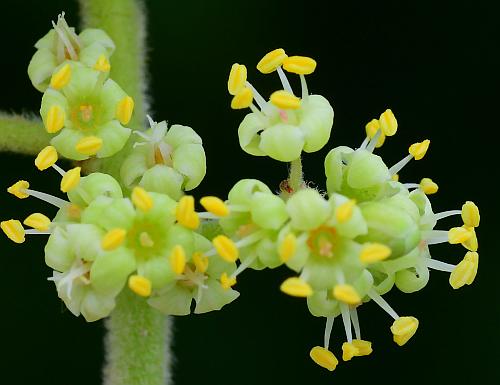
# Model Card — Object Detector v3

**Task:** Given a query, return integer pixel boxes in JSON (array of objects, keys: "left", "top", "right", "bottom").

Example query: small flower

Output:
[
  {"left": 120, "top": 116, "right": 206, "bottom": 200},
  {"left": 228, "top": 49, "right": 334, "bottom": 162},
  {"left": 28, "top": 12, "right": 115, "bottom": 92},
  {"left": 40, "top": 62, "right": 132, "bottom": 159}
]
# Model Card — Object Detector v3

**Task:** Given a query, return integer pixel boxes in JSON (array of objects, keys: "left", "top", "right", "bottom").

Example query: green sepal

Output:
[
  {"left": 172, "top": 143, "right": 206, "bottom": 190},
  {"left": 250, "top": 192, "right": 288, "bottom": 230},
  {"left": 286, "top": 189, "right": 330, "bottom": 231},
  {"left": 346, "top": 149, "right": 390, "bottom": 189},
  {"left": 80, "top": 291, "right": 116, "bottom": 322},
  {"left": 238, "top": 113, "right": 267, "bottom": 156},
  {"left": 139, "top": 165, "right": 184, "bottom": 201},
  {"left": 148, "top": 283, "right": 192, "bottom": 316},
  {"left": 82, "top": 197, "right": 136, "bottom": 230},
  {"left": 66, "top": 224, "right": 104, "bottom": 261},
  {"left": 194, "top": 278, "right": 239, "bottom": 314},
  {"left": 299, "top": 95, "right": 334, "bottom": 153},
  {"left": 227, "top": 179, "right": 272, "bottom": 207},
  {"left": 45, "top": 227, "right": 73, "bottom": 271},
  {"left": 138, "top": 256, "right": 175, "bottom": 289},
  {"left": 259, "top": 123, "right": 305, "bottom": 162},
  {"left": 96, "top": 120, "right": 131, "bottom": 158},
  {"left": 90, "top": 248, "right": 136, "bottom": 296},
  {"left": 307, "top": 290, "right": 341, "bottom": 317},
  {"left": 325, "top": 146, "right": 353, "bottom": 194},
  {"left": 395, "top": 258, "right": 430, "bottom": 293}
]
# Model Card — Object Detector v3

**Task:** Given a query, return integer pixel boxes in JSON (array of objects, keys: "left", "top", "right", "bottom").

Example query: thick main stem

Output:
[
  {"left": 78, "top": 1, "right": 171, "bottom": 385},
  {"left": 0, "top": 113, "right": 51, "bottom": 155}
]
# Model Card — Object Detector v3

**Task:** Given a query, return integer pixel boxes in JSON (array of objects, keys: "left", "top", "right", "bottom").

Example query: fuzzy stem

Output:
[
  {"left": 288, "top": 157, "right": 304, "bottom": 192},
  {"left": 79, "top": 0, "right": 148, "bottom": 179},
  {"left": 103, "top": 290, "right": 171, "bottom": 385},
  {"left": 0, "top": 113, "right": 51, "bottom": 155}
]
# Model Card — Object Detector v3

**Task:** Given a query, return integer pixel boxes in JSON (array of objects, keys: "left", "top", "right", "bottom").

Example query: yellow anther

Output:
[
  {"left": 280, "top": 277, "right": 313, "bottom": 297},
  {"left": 1, "top": 219, "right": 25, "bottom": 243},
  {"left": 45, "top": 105, "right": 65, "bottom": 133},
  {"left": 360, "top": 243, "right": 392, "bottom": 264},
  {"left": 139, "top": 232, "right": 154, "bottom": 247},
  {"left": 23, "top": 213, "right": 51, "bottom": 231},
  {"left": 309, "top": 346, "right": 338, "bottom": 372},
  {"left": 365, "top": 118, "right": 385, "bottom": 148},
  {"left": 7, "top": 180, "right": 29, "bottom": 199},
  {"left": 462, "top": 227, "right": 478, "bottom": 251},
  {"left": 212, "top": 235, "right": 239, "bottom": 262},
  {"left": 231, "top": 87, "right": 253, "bottom": 110},
  {"left": 462, "top": 201, "right": 480, "bottom": 228},
  {"left": 270, "top": 90, "right": 301, "bottom": 110},
  {"left": 279, "top": 233, "right": 297, "bottom": 262},
  {"left": 448, "top": 226, "right": 473, "bottom": 244},
  {"left": 193, "top": 252, "right": 209, "bottom": 273},
  {"left": 227, "top": 63, "right": 247, "bottom": 95},
  {"left": 67, "top": 204, "right": 82, "bottom": 220},
  {"left": 116, "top": 96, "right": 134, "bottom": 125},
  {"left": 351, "top": 339, "right": 373, "bottom": 356},
  {"left": 449, "top": 251, "right": 479, "bottom": 289},
  {"left": 76, "top": 136, "right": 103, "bottom": 156},
  {"left": 60, "top": 167, "right": 81, "bottom": 193},
  {"left": 379, "top": 109, "right": 398, "bottom": 136},
  {"left": 335, "top": 199, "right": 356, "bottom": 223},
  {"left": 256, "top": 48, "right": 288, "bottom": 74},
  {"left": 128, "top": 275, "right": 152, "bottom": 297},
  {"left": 176, "top": 196, "right": 200, "bottom": 229},
  {"left": 282, "top": 56, "right": 317, "bottom": 75},
  {"left": 200, "top": 196, "right": 230, "bottom": 217},
  {"left": 131, "top": 186, "right": 154, "bottom": 212},
  {"left": 50, "top": 63, "right": 71, "bottom": 89},
  {"left": 169, "top": 245, "right": 186, "bottom": 275},
  {"left": 101, "top": 228, "right": 127, "bottom": 251},
  {"left": 220, "top": 272, "right": 237, "bottom": 290},
  {"left": 341, "top": 342, "right": 359, "bottom": 361},
  {"left": 333, "top": 284, "right": 361, "bottom": 305},
  {"left": 408, "top": 139, "right": 430, "bottom": 160},
  {"left": 391, "top": 174, "right": 399, "bottom": 182},
  {"left": 35, "top": 146, "right": 58, "bottom": 170},
  {"left": 420, "top": 178, "right": 438, "bottom": 195},
  {"left": 391, "top": 316, "right": 419, "bottom": 346},
  {"left": 94, "top": 54, "right": 111, "bottom": 72}
]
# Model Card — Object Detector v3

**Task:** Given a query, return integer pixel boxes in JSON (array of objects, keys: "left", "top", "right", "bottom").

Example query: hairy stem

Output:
[
  {"left": 79, "top": 1, "right": 171, "bottom": 385},
  {"left": 0, "top": 113, "right": 51, "bottom": 155},
  {"left": 79, "top": 0, "right": 148, "bottom": 179},
  {"left": 103, "top": 290, "right": 171, "bottom": 385},
  {"left": 289, "top": 157, "right": 304, "bottom": 192}
]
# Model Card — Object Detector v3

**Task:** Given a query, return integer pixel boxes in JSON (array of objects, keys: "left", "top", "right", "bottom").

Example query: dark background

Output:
[{"left": 0, "top": 0, "right": 497, "bottom": 384}]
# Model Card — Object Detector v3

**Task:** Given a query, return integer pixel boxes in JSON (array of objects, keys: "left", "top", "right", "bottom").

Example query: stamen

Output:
[
  {"left": 51, "top": 20, "right": 78, "bottom": 60},
  {"left": 283, "top": 56, "right": 317, "bottom": 75},
  {"left": 350, "top": 307, "right": 361, "bottom": 340},
  {"left": 35, "top": 146, "right": 58, "bottom": 171},
  {"left": 1, "top": 219, "right": 25, "bottom": 243},
  {"left": 324, "top": 316, "right": 335, "bottom": 349},
  {"left": 212, "top": 235, "right": 239, "bottom": 262},
  {"left": 45, "top": 105, "right": 66, "bottom": 133},
  {"left": 76, "top": 136, "right": 103, "bottom": 156},
  {"left": 448, "top": 226, "right": 473, "bottom": 244},
  {"left": 360, "top": 243, "right": 392, "bottom": 264},
  {"left": 139, "top": 232, "right": 155, "bottom": 248},
  {"left": 234, "top": 230, "right": 265, "bottom": 249},
  {"left": 220, "top": 272, "right": 237, "bottom": 290},
  {"left": 333, "top": 284, "right": 361, "bottom": 305},
  {"left": 50, "top": 64, "right": 72, "bottom": 89},
  {"left": 379, "top": 109, "right": 398, "bottom": 136},
  {"left": 279, "top": 233, "right": 297, "bottom": 263},
  {"left": 280, "top": 277, "right": 313, "bottom": 297},
  {"left": 419, "top": 178, "right": 438, "bottom": 195},
  {"left": 276, "top": 66, "right": 293, "bottom": 94},
  {"left": 462, "top": 201, "right": 480, "bottom": 227},
  {"left": 389, "top": 154, "right": 413, "bottom": 175},
  {"left": 48, "top": 258, "right": 91, "bottom": 300},
  {"left": 176, "top": 196, "right": 199, "bottom": 229},
  {"left": 116, "top": 96, "right": 134, "bottom": 125},
  {"left": 409, "top": 139, "right": 430, "bottom": 160},
  {"left": 23, "top": 213, "right": 51, "bottom": 231},
  {"left": 193, "top": 252, "right": 209, "bottom": 273},
  {"left": 128, "top": 275, "right": 152, "bottom": 297},
  {"left": 132, "top": 186, "right": 154, "bottom": 212},
  {"left": 101, "top": 228, "right": 127, "bottom": 251},
  {"left": 227, "top": 63, "right": 247, "bottom": 95},
  {"left": 231, "top": 87, "right": 253, "bottom": 109},
  {"left": 359, "top": 136, "right": 370, "bottom": 150},
  {"left": 299, "top": 75, "right": 309, "bottom": 100},
  {"left": 424, "top": 230, "right": 449, "bottom": 245},
  {"left": 434, "top": 210, "right": 461, "bottom": 221},
  {"left": 94, "top": 55, "right": 111, "bottom": 72},
  {"left": 309, "top": 346, "right": 338, "bottom": 372},
  {"left": 24, "top": 188, "right": 68, "bottom": 208},
  {"left": 366, "top": 130, "right": 383, "bottom": 152},
  {"left": 340, "top": 303, "right": 353, "bottom": 342},
  {"left": 230, "top": 255, "right": 257, "bottom": 279},
  {"left": 335, "top": 199, "right": 356, "bottom": 223},
  {"left": 425, "top": 258, "right": 455, "bottom": 272},
  {"left": 52, "top": 164, "right": 66, "bottom": 176},
  {"left": 245, "top": 81, "right": 267, "bottom": 110},
  {"left": 256, "top": 48, "right": 287, "bottom": 74},
  {"left": 342, "top": 342, "right": 358, "bottom": 361},
  {"left": 169, "top": 245, "right": 186, "bottom": 275},
  {"left": 199, "top": 196, "right": 230, "bottom": 217},
  {"left": 449, "top": 251, "right": 478, "bottom": 289},
  {"left": 60, "top": 167, "right": 81, "bottom": 193},
  {"left": 367, "top": 290, "right": 399, "bottom": 320},
  {"left": 390, "top": 316, "right": 419, "bottom": 346},
  {"left": 7, "top": 180, "right": 30, "bottom": 199}
]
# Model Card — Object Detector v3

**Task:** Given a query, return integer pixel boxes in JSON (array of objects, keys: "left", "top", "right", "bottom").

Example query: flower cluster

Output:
[{"left": 2, "top": 35, "right": 480, "bottom": 375}]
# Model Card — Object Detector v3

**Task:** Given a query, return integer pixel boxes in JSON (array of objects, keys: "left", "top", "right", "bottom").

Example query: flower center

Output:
[
  {"left": 126, "top": 220, "right": 167, "bottom": 259},
  {"left": 178, "top": 264, "right": 207, "bottom": 288},
  {"left": 79, "top": 104, "right": 93, "bottom": 122},
  {"left": 307, "top": 226, "right": 338, "bottom": 258}
]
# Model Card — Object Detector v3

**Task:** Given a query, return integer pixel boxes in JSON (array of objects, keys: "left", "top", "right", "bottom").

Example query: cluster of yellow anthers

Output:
[
  {"left": 228, "top": 48, "right": 316, "bottom": 110},
  {"left": 1, "top": 146, "right": 81, "bottom": 243}
]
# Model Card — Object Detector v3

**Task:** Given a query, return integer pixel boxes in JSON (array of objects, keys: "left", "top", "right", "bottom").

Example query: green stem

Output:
[
  {"left": 288, "top": 157, "right": 303, "bottom": 192},
  {"left": 103, "top": 290, "right": 171, "bottom": 385},
  {"left": 79, "top": 2, "right": 171, "bottom": 385},
  {"left": 79, "top": 0, "right": 148, "bottom": 179},
  {"left": 0, "top": 113, "right": 51, "bottom": 155}
]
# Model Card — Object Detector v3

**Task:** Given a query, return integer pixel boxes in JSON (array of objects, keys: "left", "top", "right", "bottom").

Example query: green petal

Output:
[
  {"left": 96, "top": 120, "right": 131, "bottom": 158},
  {"left": 164, "top": 124, "right": 202, "bottom": 148},
  {"left": 194, "top": 278, "right": 239, "bottom": 314},
  {"left": 79, "top": 42, "right": 111, "bottom": 70},
  {"left": 395, "top": 259, "right": 430, "bottom": 293},
  {"left": 34, "top": 30, "right": 56, "bottom": 50},
  {"left": 328, "top": 193, "right": 367, "bottom": 238},
  {"left": 100, "top": 79, "right": 127, "bottom": 122},
  {"left": 140, "top": 165, "right": 184, "bottom": 200},
  {"left": 79, "top": 29, "right": 115, "bottom": 55},
  {"left": 256, "top": 237, "right": 281, "bottom": 268},
  {"left": 137, "top": 256, "right": 175, "bottom": 289},
  {"left": 286, "top": 189, "right": 330, "bottom": 231},
  {"left": 66, "top": 224, "right": 104, "bottom": 261},
  {"left": 50, "top": 128, "right": 87, "bottom": 160},
  {"left": 324, "top": 146, "right": 353, "bottom": 194},
  {"left": 62, "top": 64, "right": 100, "bottom": 102},
  {"left": 307, "top": 291, "right": 341, "bottom": 317},
  {"left": 352, "top": 269, "right": 374, "bottom": 299},
  {"left": 56, "top": 281, "right": 85, "bottom": 317},
  {"left": 368, "top": 268, "right": 395, "bottom": 295},
  {"left": 82, "top": 197, "right": 136, "bottom": 230},
  {"left": 68, "top": 172, "right": 123, "bottom": 207},
  {"left": 299, "top": 95, "right": 334, "bottom": 153},
  {"left": 172, "top": 143, "right": 206, "bottom": 190},
  {"left": 148, "top": 283, "right": 193, "bottom": 315},
  {"left": 120, "top": 148, "right": 149, "bottom": 187},
  {"left": 250, "top": 192, "right": 288, "bottom": 230},
  {"left": 136, "top": 193, "right": 177, "bottom": 227},
  {"left": 259, "top": 123, "right": 304, "bottom": 162},
  {"left": 238, "top": 113, "right": 267, "bottom": 156},
  {"left": 91, "top": 248, "right": 136, "bottom": 296},
  {"left": 346, "top": 150, "right": 390, "bottom": 189},
  {"left": 40, "top": 88, "right": 69, "bottom": 128},
  {"left": 227, "top": 179, "right": 271, "bottom": 207},
  {"left": 28, "top": 49, "right": 58, "bottom": 92},
  {"left": 206, "top": 255, "right": 236, "bottom": 277},
  {"left": 44, "top": 227, "right": 73, "bottom": 271},
  {"left": 80, "top": 291, "right": 116, "bottom": 322},
  {"left": 218, "top": 211, "right": 251, "bottom": 236},
  {"left": 163, "top": 224, "right": 195, "bottom": 256},
  {"left": 193, "top": 233, "right": 213, "bottom": 253}
]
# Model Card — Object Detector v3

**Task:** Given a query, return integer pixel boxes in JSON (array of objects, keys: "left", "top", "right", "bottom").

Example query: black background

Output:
[{"left": 0, "top": 0, "right": 498, "bottom": 384}]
